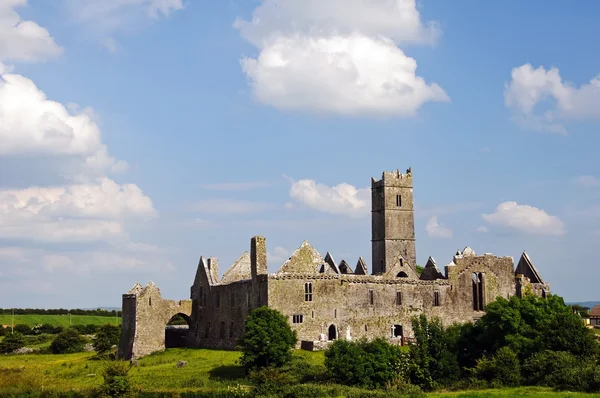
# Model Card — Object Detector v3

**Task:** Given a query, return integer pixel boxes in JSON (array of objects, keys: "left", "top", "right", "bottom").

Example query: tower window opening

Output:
[
  {"left": 304, "top": 282, "right": 313, "bottom": 301},
  {"left": 368, "top": 289, "right": 374, "bottom": 305},
  {"left": 396, "top": 195, "right": 402, "bottom": 207},
  {"left": 229, "top": 322, "right": 234, "bottom": 338},
  {"left": 434, "top": 291, "right": 441, "bottom": 306},
  {"left": 396, "top": 291, "right": 403, "bottom": 305}
]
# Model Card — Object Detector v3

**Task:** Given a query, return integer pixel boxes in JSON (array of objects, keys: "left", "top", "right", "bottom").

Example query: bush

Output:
[
  {"left": 325, "top": 338, "right": 410, "bottom": 389},
  {"left": 522, "top": 350, "right": 579, "bottom": 386},
  {"left": 14, "top": 323, "right": 32, "bottom": 335},
  {"left": 71, "top": 324, "right": 100, "bottom": 335},
  {"left": 0, "top": 331, "right": 25, "bottom": 353},
  {"left": 238, "top": 306, "right": 297, "bottom": 370},
  {"left": 473, "top": 346, "right": 521, "bottom": 387},
  {"left": 99, "top": 360, "right": 134, "bottom": 398},
  {"left": 0, "top": 326, "right": 6, "bottom": 337},
  {"left": 50, "top": 328, "right": 86, "bottom": 354},
  {"left": 32, "top": 323, "right": 63, "bottom": 335},
  {"left": 94, "top": 324, "right": 121, "bottom": 354}
]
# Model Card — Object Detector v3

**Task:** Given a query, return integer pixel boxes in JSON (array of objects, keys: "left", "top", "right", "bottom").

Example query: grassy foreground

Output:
[
  {"left": 0, "top": 314, "right": 121, "bottom": 328},
  {"left": 1, "top": 348, "right": 600, "bottom": 397}
]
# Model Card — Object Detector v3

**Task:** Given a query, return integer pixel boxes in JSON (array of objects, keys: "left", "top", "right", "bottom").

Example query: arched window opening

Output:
[
  {"left": 393, "top": 324, "right": 403, "bottom": 337},
  {"left": 328, "top": 324, "right": 337, "bottom": 341},
  {"left": 472, "top": 272, "right": 484, "bottom": 311},
  {"left": 304, "top": 282, "right": 313, "bottom": 302},
  {"left": 165, "top": 313, "right": 191, "bottom": 348},
  {"left": 397, "top": 271, "right": 409, "bottom": 278}
]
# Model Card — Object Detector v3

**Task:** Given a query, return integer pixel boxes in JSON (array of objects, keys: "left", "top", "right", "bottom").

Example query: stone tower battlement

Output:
[{"left": 371, "top": 168, "right": 413, "bottom": 188}]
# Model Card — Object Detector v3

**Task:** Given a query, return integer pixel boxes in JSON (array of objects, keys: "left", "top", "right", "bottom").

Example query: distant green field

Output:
[{"left": 0, "top": 314, "right": 121, "bottom": 328}]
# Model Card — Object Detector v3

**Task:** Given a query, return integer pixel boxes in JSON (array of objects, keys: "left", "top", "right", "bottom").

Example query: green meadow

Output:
[
  {"left": 0, "top": 314, "right": 121, "bottom": 328},
  {"left": 2, "top": 348, "right": 600, "bottom": 397}
]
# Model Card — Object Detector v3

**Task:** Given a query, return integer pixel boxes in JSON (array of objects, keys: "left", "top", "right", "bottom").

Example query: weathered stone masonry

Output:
[{"left": 118, "top": 168, "right": 551, "bottom": 359}]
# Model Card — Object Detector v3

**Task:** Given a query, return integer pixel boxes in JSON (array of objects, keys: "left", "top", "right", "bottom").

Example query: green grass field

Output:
[
  {"left": 1, "top": 348, "right": 600, "bottom": 397},
  {"left": 0, "top": 314, "right": 121, "bottom": 328}
]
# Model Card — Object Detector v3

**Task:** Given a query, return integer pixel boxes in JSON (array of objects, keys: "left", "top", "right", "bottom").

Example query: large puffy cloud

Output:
[
  {"left": 236, "top": 0, "right": 448, "bottom": 117},
  {"left": 482, "top": 201, "right": 566, "bottom": 236},
  {"left": 505, "top": 64, "right": 600, "bottom": 133},
  {"left": 0, "top": 178, "right": 156, "bottom": 242},
  {"left": 0, "top": 0, "right": 63, "bottom": 63},
  {"left": 289, "top": 179, "right": 370, "bottom": 217},
  {"left": 241, "top": 34, "right": 449, "bottom": 117},
  {"left": 0, "top": 72, "right": 126, "bottom": 173}
]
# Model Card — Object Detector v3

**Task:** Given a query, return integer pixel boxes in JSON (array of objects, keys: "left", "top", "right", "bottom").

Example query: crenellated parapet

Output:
[{"left": 371, "top": 168, "right": 413, "bottom": 188}]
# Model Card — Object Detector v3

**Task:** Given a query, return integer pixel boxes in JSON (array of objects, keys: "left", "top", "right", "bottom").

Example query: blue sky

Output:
[{"left": 1, "top": 0, "right": 599, "bottom": 308}]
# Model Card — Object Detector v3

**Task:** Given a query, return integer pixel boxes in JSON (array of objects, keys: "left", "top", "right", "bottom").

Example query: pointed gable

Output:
[
  {"left": 320, "top": 252, "right": 340, "bottom": 274},
  {"left": 420, "top": 256, "right": 444, "bottom": 280},
  {"left": 220, "top": 252, "right": 252, "bottom": 284},
  {"left": 128, "top": 283, "right": 143, "bottom": 295},
  {"left": 277, "top": 240, "right": 324, "bottom": 274},
  {"left": 515, "top": 252, "right": 544, "bottom": 284},
  {"left": 339, "top": 260, "right": 353, "bottom": 274},
  {"left": 355, "top": 257, "right": 368, "bottom": 275},
  {"left": 383, "top": 255, "right": 419, "bottom": 279}
]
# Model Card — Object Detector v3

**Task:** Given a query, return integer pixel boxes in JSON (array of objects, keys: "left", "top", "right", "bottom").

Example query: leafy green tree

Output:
[
  {"left": 0, "top": 331, "right": 25, "bottom": 354},
  {"left": 409, "top": 314, "right": 460, "bottom": 390},
  {"left": 571, "top": 304, "right": 591, "bottom": 318},
  {"left": 238, "top": 306, "right": 297, "bottom": 370},
  {"left": 50, "top": 328, "right": 86, "bottom": 354},
  {"left": 0, "top": 326, "right": 7, "bottom": 337},
  {"left": 474, "top": 293, "right": 598, "bottom": 361},
  {"left": 325, "top": 338, "right": 410, "bottom": 388},
  {"left": 94, "top": 324, "right": 121, "bottom": 354}
]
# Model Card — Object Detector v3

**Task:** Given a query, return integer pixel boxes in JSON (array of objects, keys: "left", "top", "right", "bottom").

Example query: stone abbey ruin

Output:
[{"left": 118, "top": 168, "right": 551, "bottom": 359}]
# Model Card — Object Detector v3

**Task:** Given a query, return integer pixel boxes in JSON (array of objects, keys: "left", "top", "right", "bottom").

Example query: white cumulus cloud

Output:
[
  {"left": 236, "top": 0, "right": 448, "bottom": 117},
  {"left": 0, "top": 178, "right": 156, "bottom": 242},
  {"left": 289, "top": 179, "right": 370, "bottom": 217},
  {"left": 268, "top": 246, "right": 290, "bottom": 265},
  {"left": 482, "top": 201, "right": 566, "bottom": 236},
  {"left": 0, "top": 72, "right": 127, "bottom": 173},
  {"left": 0, "top": 0, "right": 63, "bottom": 64},
  {"left": 426, "top": 216, "right": 452, "bottom": 239},
  {"left": 505, "top": 64, "right": 600, "bottom": 133}
]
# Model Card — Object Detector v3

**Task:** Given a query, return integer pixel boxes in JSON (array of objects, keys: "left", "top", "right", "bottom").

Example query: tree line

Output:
[{"left": 0, "top": 308, "right": 122, "bottom": 317}]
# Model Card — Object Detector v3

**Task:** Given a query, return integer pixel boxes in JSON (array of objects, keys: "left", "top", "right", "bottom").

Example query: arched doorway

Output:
[
  {"left": 328, "top": 324, "right": 337, "bottom": 341},
  {"left": 165, "top": 313, "right": 191, "bottom": 348}
]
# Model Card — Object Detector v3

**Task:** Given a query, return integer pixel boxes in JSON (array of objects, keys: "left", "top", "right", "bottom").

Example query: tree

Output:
[
  {"left": 571, "top": 304, "right": 590, "bottom": 318},
  {"left": 238, "top": 306, "right": 297, "bottom": 370},
  {"left": 94, "top": 324, "right": 121, "bottom": 354},
  {"left": 0, "top": 331, "right": 25, "bottom": 354},
  {"left": 50, "top": 328, "right": 86, "bottom": 354},
  {"left": 474, "top": 294, "right": 598, "bottom": 361},
  {"left": 409, "top": 314, "right": 460, "bottom": 390}
]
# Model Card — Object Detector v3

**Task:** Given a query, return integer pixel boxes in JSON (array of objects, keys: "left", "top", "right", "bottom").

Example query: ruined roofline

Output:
[
  {"left": 268, "top": 272, "right": 451, "bottom": 285},
  {"left": 220, "top": 251, "right": 252, "bottom": 284},
  {"left": 371, "top": 167, "right": 412, "bottom": 188}
]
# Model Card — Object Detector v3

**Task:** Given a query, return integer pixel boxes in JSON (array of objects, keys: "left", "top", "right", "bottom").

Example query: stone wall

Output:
[
  {"left": 268, "top": 273, "right": 453, "bottom": 346},
  {"left": 117, "top": 282, "right": 192, "bottom": 360}
]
